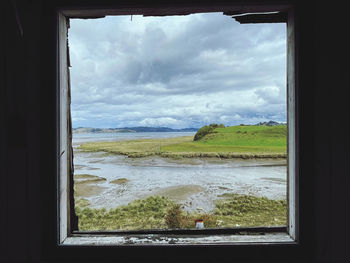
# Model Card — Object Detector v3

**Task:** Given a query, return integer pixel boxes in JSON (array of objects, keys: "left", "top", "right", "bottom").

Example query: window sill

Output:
[{"left": 62, "top": 232, "right": 295, "bottom": 246}]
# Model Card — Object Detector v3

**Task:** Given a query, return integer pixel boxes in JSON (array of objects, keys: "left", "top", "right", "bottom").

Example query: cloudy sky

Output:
[{"left": 69, "top": 13, "right": 286, "bottom": 129}]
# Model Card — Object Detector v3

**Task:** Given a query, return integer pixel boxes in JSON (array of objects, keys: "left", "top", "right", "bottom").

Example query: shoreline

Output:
[
  {"left": 78, "top": 148, "right": 287, "bottom": 159},
  {"left": 75, "top": 125, "right": 287, "bottom": 159}
]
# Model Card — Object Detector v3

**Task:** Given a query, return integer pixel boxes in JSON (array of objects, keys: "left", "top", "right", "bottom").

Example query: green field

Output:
[
  {"left": 79, "top": 125, "right": 287, "bottom": 158},
  {"left": 164, "top": 125, "right": 286, "bottom": 154}
]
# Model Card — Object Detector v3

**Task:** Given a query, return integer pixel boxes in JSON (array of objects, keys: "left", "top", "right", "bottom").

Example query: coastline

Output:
[{"left": 77, "top": 136, "right": 287, "bottom": 159}]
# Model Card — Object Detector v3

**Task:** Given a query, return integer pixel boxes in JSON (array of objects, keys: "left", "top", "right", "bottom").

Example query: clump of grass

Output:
[
  {"left": 214, "top": 194, "right": 287, "bottom": 227},
  {"left": 165, "top": 204, "right": 183, "bottom": 228},
  {"left": 75, "top": 198, "right": 90, "bottom": 208},
  {"left": 165, "top": 204, "right": 218, "bottom": 229},
  {"left": 193, "top": 123, "right": 225, "bottom": 141},
  {"left": 110, "top": 178, "right": 128, "bottom": 184}
]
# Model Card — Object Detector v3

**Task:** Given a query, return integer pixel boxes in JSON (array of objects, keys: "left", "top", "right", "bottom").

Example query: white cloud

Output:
[{"left": 139, "top": 117, "right": 183, "bottom": 127}]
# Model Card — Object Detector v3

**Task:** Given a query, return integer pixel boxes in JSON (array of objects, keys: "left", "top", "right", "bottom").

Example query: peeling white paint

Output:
[{"left": 62, "top": 233, "right": 294, "bottom": 246}]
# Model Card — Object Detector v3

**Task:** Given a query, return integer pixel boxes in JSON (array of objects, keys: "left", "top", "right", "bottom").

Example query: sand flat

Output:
[{"left": 152, "top": 185, "right": 204, "bottom": 202}]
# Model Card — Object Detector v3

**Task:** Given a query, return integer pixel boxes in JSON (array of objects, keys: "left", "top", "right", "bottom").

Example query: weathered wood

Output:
[
  {"left": 66, "top": 26, "right": 79, "bottom": 232},
  {"left": 60, "top": 4, "right": 291, "bottom": 18},
  {"left": 58, "top": 12, "right": 69, "bottom": 243},
  {"left": 74, "top": 226, "right": 287, "bottom": 236},
  {"left": 63, "top": 232, "right": 294, "bottom": 246},
  {"left": 286, "top": 8, "right": 298, "bottom": 242},
  {"left": 233, "top": 12, "right": 287, "bottom": 23}
]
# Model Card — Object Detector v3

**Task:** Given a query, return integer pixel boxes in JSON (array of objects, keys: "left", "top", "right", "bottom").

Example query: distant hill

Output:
[
  {"left": 255, "top": 120, "right": 286, "bottom": 126},
  {"left": 122, "top": 127, "right": 198, "bottom": 132},
  {"left": 72, "top": 127, "right": 135, "bottom": 134},
  {"left": 73, "top": 127, "right": 198, "bottom": 134}
]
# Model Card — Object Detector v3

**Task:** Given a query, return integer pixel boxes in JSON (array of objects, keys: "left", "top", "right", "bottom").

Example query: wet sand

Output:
[
  {"left": 75, "top": 184, "right": 107, "bottom": 197},
  {"left": 73, "top": 148, "right": 286, "bottom": 212},
  {"left": 151, "top": 185, "right": 204, "bottom": 203}
]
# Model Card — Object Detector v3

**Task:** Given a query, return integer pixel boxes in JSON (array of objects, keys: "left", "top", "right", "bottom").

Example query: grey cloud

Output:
[{"left": 69, "top": 13, "right": 286, "bottom": 128}]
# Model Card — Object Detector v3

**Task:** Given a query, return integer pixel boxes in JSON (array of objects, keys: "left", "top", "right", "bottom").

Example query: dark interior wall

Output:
[
  {"left": 1, "top": 0, "right": 349, "bottom": 262},
  {"left": 312, "top": 2, "right": 349, "bottom": 262}
]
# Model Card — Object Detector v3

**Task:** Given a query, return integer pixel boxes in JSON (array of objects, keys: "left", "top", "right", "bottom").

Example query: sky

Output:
[{"left": 69, "top": 13, "right": 286, "bottom": 129}]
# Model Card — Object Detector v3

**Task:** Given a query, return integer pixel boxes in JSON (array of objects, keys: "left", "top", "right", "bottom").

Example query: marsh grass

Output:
[
  {"left": 74, "top": 174, "right": 106, "bottom": 184},
  {"left": 75, "top": 198, "right": 90, "bottom": 208},
  {"left": 79, "top": 136, "right": 193, "bottom": 157},
  {"left": 79, "top": 125, "right": 287, "bottom": 159},
  {"left": 73, "top": 174, "right": 107, "bottom": 197},
  {"left": 74, "top": 173, "right": 102, "bottom": 179},
  {"left": 75, "top": 178, "right": 107, "bottom": 184},
  {"left": 74, "top": 174, "right": 106, "bottom": 185},
  {"left": 75, "top": 194, "right": 286, "bottom": 231},
  {"left": 110, "top": 178, "right": 128, "bottom": 184},
  {"left": 75, "top": 196, "right": 174, "bottom": 230},
  {"left": 214, "top": 194, "right": 287, "bottom": 227}
]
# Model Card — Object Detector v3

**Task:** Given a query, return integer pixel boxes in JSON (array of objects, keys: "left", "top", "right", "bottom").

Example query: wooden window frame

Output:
[{"left": 57, "top": 2, "right": 298, "bottom": 247}]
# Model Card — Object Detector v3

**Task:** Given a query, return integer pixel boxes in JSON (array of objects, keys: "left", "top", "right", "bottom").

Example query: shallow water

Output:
[
  {"left": 73, "top": 132, "right": 196, "bottom": 144},
  {"left": 73, "top": 132, "right": 287, "bottom": 212}
]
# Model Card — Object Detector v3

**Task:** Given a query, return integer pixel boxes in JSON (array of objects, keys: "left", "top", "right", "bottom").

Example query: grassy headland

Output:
[
  {"left": 75, "top": 194, "right": 286, "bottom": 231},
  {"left": 79, "top": 125, "right": 287, "bottom": 159}
]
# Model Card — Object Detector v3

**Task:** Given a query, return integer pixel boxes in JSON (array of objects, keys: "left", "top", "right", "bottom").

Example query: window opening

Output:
[
  {"left": 69, "top": 12, "right": 287, "bottom": 232},
  {"left": 58, "top": 5, "right": 297, "bottom": 245}
]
